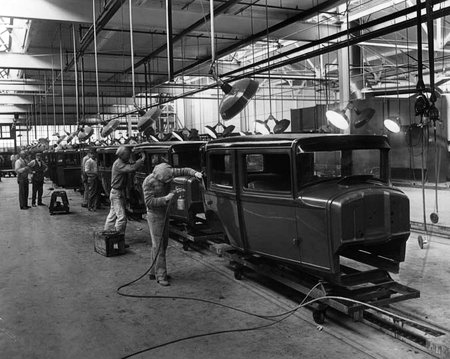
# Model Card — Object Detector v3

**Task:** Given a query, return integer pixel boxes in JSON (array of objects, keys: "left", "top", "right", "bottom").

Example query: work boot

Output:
[{"left": 156, "top": 277, "right": 170, "bottom": 286}]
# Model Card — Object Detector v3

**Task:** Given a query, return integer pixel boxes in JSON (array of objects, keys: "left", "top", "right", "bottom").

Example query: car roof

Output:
[
  {"left": 133, "top": 141, "right": 205, "bottom": 152},
  {"left": 205, "top": 134, "right": 390, "bottom": 151}
]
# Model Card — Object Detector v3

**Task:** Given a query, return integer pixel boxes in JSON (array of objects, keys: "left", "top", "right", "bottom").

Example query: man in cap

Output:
[
  {"left": 104, "top": 146, "right": 145, "bottom": 242},
  {"left": 81, "top": 150, "right": 91, "bottom": 208},
  {"left": 15, "top": 150, "right": 30, "bottom": 209},
  {"left": 142, "top": 162, "right": 202, "bottom": 286},
  {"left": 28, "top": 152, "right": 48, "bottom": 206},
  {"left": 84, "top": 149, "right": 99, "bottom": 211}
]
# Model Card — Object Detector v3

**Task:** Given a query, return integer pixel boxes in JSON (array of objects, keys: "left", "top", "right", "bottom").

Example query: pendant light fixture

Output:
[{"left": 208, "top": 0, "right": 259, "bottom": 122}]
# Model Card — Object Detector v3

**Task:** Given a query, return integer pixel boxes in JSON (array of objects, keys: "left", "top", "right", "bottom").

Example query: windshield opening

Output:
[{"left": 297, "top": 149, "right": 386, "bottom": 189}]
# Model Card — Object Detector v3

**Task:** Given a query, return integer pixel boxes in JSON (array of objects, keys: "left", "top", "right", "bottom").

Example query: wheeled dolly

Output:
[{"left": 223, "top": 249, "right": 420, "bottom": 325}]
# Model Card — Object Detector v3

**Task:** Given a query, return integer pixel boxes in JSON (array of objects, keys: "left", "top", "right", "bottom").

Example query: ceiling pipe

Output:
[{"left": 178, "top": 0, "right": 445, "bottom": 78}]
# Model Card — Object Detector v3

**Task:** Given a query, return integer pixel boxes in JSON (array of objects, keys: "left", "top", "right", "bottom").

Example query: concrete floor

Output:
[{"left": 0, "top": 177, "right": 447, "bottom": 359}]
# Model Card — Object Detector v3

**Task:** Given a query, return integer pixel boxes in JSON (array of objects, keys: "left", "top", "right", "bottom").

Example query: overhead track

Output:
[
  {"left": 176, "top": 0, "right": 344, "bottom": 76},
  {"left": 218, "top": 0, "right": 450, "bottom": 81}
]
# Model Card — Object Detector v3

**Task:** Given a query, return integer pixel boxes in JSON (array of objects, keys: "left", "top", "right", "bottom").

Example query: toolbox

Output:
[{"left": 94, "top": 230, "right": 126, "bottom": 257}]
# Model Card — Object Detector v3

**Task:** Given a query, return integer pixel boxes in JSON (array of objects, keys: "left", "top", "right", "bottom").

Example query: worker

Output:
[
  {"left": 104, "top": 146, "right": 145, "bottom": 243},
  {"left": 28, "top": 152, "right": 48, "bottom": 206},
  {"left": 142, "top": 162, "right": 202, "bottom": 286},
  {"left": 84, "top": 150, "right": 99, "bottom": 211},
  {"left": 15, "top": 151, "right": 30, "bottom": 210},
  {"left": 81, "top": 151, "right": 90, "bottom": 208}
]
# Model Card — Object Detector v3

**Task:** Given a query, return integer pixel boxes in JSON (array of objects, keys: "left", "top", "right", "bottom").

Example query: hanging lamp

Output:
[{"left": 208, "top": 0, "right": 259, "bottom": 121}]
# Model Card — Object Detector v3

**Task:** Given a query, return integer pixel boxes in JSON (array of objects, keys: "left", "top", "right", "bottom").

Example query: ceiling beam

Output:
[
  {"left": 0, "top": 0, "right": 92, "bottom": 23},
  {"left": 0, "top": 83, "right": 43, "bottom": 93},
  {"left": 0, "top": 53, "right": 60, "bottom": 70}
]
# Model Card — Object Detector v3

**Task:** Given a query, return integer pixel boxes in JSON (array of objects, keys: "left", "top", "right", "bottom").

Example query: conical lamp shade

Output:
[
  {"left": 219, "top": 78, "right": 259, "bottom": 121},
  {"left": 204, "top": 125, "right": 218, "bottom": 139},
  {"left": 354, "top": 108, "right": 375, "bottom": 128},
  {"left": 273, "top": 119, "right": 290, "bottom": 134},
  {"left": 255, "top": 120, "right": 270, "bottom": 135},
  {"left": 222, "top": 125, "right": 235, "bottom": 137},
  {"left": 101, "top": 119, "right": 120, "bottom": 137},
  {"left": 137, "top": 107, "right": 161, "bottom": 132},
  {"left": 78, "top": 126, "right": 94, "bottom": 141},
  {"left": 326, "top": 110, "right": 349, "bottom": 130}
]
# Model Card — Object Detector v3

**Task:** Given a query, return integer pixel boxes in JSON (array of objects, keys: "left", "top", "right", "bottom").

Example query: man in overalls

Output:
[
  {"left": 142, "top": 163, "right": 202, "bottom": 286},
  {"left": 104, "top": 146, "right": 145, "bottom": 245},
  {"left": 28, "top": 152, "right": 48, "bottom": 206}
]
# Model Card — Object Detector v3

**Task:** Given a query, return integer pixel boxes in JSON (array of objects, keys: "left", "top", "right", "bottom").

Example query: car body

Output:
[
  {"left": 202, "top": 134, "right": 410, "bottom": 284},
  {"left": 133, "top": 141, "right": 204, "bottom": 225}
]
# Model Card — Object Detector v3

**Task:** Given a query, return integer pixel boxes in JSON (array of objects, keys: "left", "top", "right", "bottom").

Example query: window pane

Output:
[
  {"left": 174, "top": 151, "right": 201, "bottom": 171},
  {"left": 210, "top": 154, "right": 233, "bottom": 187},
  {"left": 297, "top": 149, "right": 383, "bottom": 189},
  {"left": 244, "top": 153, "right": 291, "bottom": 192}
]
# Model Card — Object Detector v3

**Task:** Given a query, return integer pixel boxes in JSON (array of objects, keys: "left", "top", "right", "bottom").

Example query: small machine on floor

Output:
[{"left": 49, "top": 190, "right": 70, "bottom": 215}]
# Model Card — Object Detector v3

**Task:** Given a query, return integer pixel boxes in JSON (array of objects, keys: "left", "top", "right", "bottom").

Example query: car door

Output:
[
  {"left": 204, "top": 149, "right": 246, "bottom": 249},
  {"left": 237, "top": 149, "right": 300, "bottom": 263}
]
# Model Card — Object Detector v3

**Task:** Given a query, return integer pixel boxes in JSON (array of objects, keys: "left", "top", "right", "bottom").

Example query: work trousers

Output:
[
  {"left": 18, "top": 177, "right": 29, "bottom": 208},
  {"left": 146, "top": 211, "right": 169, "bottom": 280},
  {"left": 104, "top": 188, "right": 127, "bottom": 234},
  {"left": 87, "top": 175, "right": 99, "bottom": 210},
  {"left": 31, "top": 180, "right": 44, "bottom": 205},
  {"left": 82, "top": 175, "right": 89, "bottom": 206}
]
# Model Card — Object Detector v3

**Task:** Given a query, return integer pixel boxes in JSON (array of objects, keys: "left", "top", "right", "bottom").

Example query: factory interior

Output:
[{"left": 1, "top": 0, "right": 450, "bottom": 358}]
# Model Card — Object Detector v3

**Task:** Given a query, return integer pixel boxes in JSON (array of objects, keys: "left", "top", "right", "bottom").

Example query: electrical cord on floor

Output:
[
  {"left": 121, "top": 291, "right": 434, "bottom": 359},
  {"left": 120, "top": 282, "right": 321, "bottom": 359}
]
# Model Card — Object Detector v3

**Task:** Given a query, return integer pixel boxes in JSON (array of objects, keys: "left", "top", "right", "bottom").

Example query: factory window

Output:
[
  {"left": 210, "top": 153, "right": 233, "bottom": 187},
  {"left": 0, "top": 125, "right": 11, "bottom": 139},
  {"left": 244, "top": 153, "right": 291, "bottom": 192}
]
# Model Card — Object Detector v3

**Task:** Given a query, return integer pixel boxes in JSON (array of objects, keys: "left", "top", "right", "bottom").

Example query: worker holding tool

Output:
[
  {"left": 142, "top": 162, "right": 202, "bottom": 286},
  {"left": 104, "top": 146, "right": 145, "bottom": 245}
]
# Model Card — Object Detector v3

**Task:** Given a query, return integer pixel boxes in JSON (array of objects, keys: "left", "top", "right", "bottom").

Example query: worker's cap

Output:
[
  {"left": 153, "top": 162, "right": 174, "bottom": 183},
  {"left": 115, "top": 146, "right": 130, "bottom": 157}
]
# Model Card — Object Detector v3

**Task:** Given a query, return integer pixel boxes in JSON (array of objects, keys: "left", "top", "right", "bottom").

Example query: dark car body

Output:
[
  {"left": 202, "top": 134, "right": 410, "bottom": 284},
  {"left": 133, "top": 141, "right": 204, "bottom": 225},
  {"left": 54, "top": 150, "right": 82, "bottom": 189},
  {"left": 43, "top": 151, "right": 57, "bottom": 183}
]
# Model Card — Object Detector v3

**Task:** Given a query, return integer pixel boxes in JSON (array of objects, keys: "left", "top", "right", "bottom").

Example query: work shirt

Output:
[
  {"left": 81, "top": 155, "right": 90, "bottom": 175},
  {"left": 84, "top": 158, "right": 98, "bottom": 177},
  {"left": 110, "top": 157, "right": 144, "bottom": 191},
  {"left": 142, "top": 164, "right": 196, "bottom": 215},
  {"left": 14, "top": 158, "right": 29, "bottom": 180},
  {"left": 28, "top": 159, "right": 48, "bottom": 182}
]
